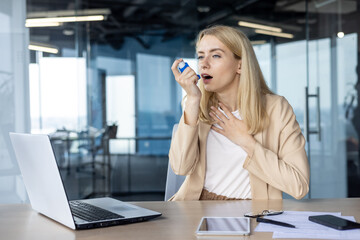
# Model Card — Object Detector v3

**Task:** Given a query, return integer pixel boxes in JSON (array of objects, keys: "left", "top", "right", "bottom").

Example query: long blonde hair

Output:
[{"left": 196, "top": 25, "right": 273, "bottom": 134}]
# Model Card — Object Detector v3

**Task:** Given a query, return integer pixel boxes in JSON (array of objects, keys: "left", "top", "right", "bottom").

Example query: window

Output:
[
  {"left": 29, "top": 57, "right": 87, "bottom": 133},
  {"left": 106, "top": 75, "right": 135, "bottom": 154}
]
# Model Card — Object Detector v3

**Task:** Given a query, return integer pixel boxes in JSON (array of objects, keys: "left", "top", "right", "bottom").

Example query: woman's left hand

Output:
[{"left": 209, "top": 102, "right": 256, "bottom": 155}]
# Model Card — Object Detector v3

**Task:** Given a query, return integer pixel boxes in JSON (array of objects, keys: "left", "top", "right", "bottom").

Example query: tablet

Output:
[{"left": 195, "top": 217, "right": 250, "bottom": 236}]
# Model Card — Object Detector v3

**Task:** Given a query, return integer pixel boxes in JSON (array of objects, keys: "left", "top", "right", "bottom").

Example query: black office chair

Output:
[
  {"left": 76, "top": 127, "right": 107, "bottom": 175},
  {"left": 49, "top": 128, "right": 78, "bottom": 175},
  {"left": 76, "top": 125, "right": 117, "bottom": 198}
]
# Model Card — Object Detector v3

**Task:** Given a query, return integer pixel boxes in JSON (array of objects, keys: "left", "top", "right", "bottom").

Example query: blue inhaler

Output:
[{"left": 177, "top": 61, "right": 200, "bottom": 79}]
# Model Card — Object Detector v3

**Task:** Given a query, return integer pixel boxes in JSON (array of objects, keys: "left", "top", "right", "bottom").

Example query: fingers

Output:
[
  {"left": 210, "top": 106, "right": 228, "bottom": 121},
  {"left": 171, "top": 58, "right": 183, "bottom": 79},
  {"left": 209, "top": 111, "right": 225, "bottom": 128},
  {"left": 211, "top": 125, "right": 224, "bottom": 134},
  {"left": 218, "top": 102, "right": 235, "bottom": 120},
  {"left": 182, "top": 67, "right": 199, "bottom": 84},
  {"left": 171, "top": 59, "right": 198, "bottom": 82}
]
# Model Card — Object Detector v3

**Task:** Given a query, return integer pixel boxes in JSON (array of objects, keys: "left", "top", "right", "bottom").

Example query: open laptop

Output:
[{"left": 9, "top": 132, "right": 161, "bottom": 230}]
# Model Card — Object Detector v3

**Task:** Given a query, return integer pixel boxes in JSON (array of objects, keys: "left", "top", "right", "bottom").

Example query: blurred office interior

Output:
[{"left": 1, "top": 0, "right": 360, "bottom": 203}]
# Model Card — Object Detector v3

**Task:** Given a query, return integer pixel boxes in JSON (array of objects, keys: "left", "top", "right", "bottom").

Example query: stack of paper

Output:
[{"left": 255, "top": 211, "right": 360, "bottom": 239}]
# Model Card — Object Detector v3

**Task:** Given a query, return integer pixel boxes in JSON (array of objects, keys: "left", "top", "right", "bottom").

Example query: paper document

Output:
[{"left": 255, "top": 211, "right": 360, "bottom": 239}]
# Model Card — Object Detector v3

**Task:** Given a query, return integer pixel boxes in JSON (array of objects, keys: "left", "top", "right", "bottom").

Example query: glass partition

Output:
[
  {"left": 305, "top": 0, "right": 358, "bottom": 198},
  {"left": 0, "top": 0, "right": 29, "bottom": 204}
]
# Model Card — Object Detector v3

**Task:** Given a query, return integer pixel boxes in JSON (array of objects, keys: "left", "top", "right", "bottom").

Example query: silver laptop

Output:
[{"left": 9, "top": 132, "right": 161, "bottom": 230}]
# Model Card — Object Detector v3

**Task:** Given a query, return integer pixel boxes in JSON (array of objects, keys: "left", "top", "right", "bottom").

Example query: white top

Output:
[{"left": 204, "top": 108, "right": 252, "bottom": 199}]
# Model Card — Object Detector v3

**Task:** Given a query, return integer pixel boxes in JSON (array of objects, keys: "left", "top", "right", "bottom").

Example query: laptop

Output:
[{"left": 9, "top": 132, "right": 161, "bottom": 230}]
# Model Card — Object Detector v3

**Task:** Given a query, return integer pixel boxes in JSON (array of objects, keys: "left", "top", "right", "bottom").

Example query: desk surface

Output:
[{"left": 1, "top": 198, "right": 359, "bottom": 240}]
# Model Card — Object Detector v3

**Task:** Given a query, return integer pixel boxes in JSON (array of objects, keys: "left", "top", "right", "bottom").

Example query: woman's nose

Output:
[{"left": 200, "top": 57, "right": 210, "bottom": 69}]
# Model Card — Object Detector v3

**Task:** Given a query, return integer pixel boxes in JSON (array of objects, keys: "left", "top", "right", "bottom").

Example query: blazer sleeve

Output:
[
  {"left": 243, "top": 97, "right": 310, "bottom": 199},
  {"left": 168, "top": 115, "right": 200, "bottom": 176}
]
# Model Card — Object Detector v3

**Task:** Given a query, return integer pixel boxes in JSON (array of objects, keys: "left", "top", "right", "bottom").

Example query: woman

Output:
[{"left": 169, "top": 25, "right": 310, "bottom": 201}]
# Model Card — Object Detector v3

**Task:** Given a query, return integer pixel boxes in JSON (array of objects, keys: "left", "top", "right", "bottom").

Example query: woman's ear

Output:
[{"left": 236, "top": 59, "right": 242, "bottom": 74}]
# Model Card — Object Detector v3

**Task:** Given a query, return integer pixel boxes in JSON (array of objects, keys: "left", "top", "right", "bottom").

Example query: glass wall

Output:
[
  {"left": 305, "top": 1, "right": 358, "bottom": 198},
  {"left": 24, "top": 0, "right": 198, "bottom": 200},
  {"left": 0, "top": 0, "right": 30, "bottom": 203}
]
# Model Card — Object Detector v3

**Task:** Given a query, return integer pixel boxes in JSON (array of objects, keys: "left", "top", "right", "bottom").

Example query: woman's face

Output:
[{"left": 197, "top": 35, "right": 241, "bottom": 94}]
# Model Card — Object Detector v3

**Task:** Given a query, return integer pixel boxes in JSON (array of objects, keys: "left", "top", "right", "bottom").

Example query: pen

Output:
[{"left": 256, "top": 217, "right": 296, "bottom": 228}]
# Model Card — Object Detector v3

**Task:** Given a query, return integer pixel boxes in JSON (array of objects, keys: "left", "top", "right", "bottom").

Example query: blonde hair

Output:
[{"left": 196, "top": 25, "right": 273, "bottom": 134}]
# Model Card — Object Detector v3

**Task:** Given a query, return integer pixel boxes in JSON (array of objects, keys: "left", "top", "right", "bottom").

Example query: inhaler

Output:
[{"left": 177, "top": 61, "right": 200, "bottom": 79}]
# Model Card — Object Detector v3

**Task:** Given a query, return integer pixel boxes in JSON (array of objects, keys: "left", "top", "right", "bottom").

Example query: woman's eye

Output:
[
  {"left": 197, "top": 56, "right": 204, "bottom": 60},
  {"left": 213, "top": 55, "right": 221, "bottom": 58}
]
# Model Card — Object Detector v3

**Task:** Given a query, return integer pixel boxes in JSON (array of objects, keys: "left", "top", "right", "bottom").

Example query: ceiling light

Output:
[
  {"left": 255, "top": 29, "right": 294, "bottom": 39},
  {"left": 197, "top": 6, "right": 211, "bottom": 13},
  {"left": 26, "top": 15, "right": 105, "bottom": 25},
  {"left": 315, "top": 0, "right": 336, "bottom": 8},
  {"left": 63, "top": 29, "right": 75, "bottom": 36},
  {"left": 27, "top": 8, "right": 111, "bottom": 18},
  {"left": 337, "top": 1, "right": 344, "bottom": 39},
  {"left": 337, "top": 32, "right": 344, "bottom": 38},
  {"left": 28, "top": 44, "right": 59, "bottom": 54},
  {"left": 238, "top": 21, "right": 282, "bottom": 33},
  {"left": 251, "top": 40, "right": 267, "bottom": 45},
  {"left": 25, "top": 22, "right": 62, "bottom": 28}
]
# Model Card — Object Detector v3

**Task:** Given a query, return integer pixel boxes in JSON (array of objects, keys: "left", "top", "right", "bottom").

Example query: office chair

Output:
[
  {"left": 76, "top": 125, "right": 117, "bottom": 198},
  {"left": 76, "top": 127, "right": 106, "bottom": 174},
  {"left": 164, "top": 124, "right": 186, "bottom": 201},
  {"left": 49, "top": 128, "right": 78, "bottom": 175}
]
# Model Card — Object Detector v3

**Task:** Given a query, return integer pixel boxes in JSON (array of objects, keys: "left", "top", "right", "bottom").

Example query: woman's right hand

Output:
[{"left": 171, "top": 59, "right": 201, "bottom": 100}]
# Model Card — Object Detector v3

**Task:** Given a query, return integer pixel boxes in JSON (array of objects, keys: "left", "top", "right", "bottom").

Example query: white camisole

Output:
[{"left": 204, "top": 108, "right": 252, "bottom": 199}]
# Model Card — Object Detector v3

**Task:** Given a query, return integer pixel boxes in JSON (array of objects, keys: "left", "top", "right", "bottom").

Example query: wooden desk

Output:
[{"left": 1, "top": 198, "right": 359, "bottom": 240}]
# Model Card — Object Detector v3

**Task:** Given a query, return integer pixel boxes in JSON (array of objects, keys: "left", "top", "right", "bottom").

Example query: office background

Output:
[{"left": 1, "top": 0, "right": 359, "bottom": 203}]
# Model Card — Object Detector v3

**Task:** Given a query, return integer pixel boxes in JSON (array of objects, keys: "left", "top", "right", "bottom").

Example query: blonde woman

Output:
[{"left": 169, "top": 25, "right": 310, "bottom": 201}]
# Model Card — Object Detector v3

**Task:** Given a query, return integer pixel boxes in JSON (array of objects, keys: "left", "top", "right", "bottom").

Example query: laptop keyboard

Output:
[{"left": 70, "top": 201, "right": 124, "bottom": 222}]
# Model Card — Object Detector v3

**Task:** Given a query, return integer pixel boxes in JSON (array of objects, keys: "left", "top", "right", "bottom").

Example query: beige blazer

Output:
[{"left": 168, "top": 94, "right": 310, "bottom": 201}]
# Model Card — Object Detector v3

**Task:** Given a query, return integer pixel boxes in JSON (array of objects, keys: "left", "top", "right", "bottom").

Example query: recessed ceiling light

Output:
[
  {"left": 28, "top": 44, "right": 59, "bottom": 54},
  {"left": 63, "top": 29, "right": 75, "bottom": 36},
  {"left": 337, "top": 32, "right": 345, "bottom": 38},
  {"left": 26, "top": 15, "right": 106, "bottom": 27},
  {"left": 238, "top": 21, "right": 282, "bottom": 33},
  {"left": 25, "top": 22, "right": 62, "bottom": 27},
  {"left": 251, "top": 40, "right": 267, "bottom": 45},
  {"left": 197, "top": 6, "right": 211, "bottom": 13}
]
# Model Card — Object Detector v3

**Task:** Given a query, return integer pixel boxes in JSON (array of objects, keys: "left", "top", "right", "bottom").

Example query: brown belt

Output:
[{"left": 199, "top": 188, "right": 240, "bottom": 200}]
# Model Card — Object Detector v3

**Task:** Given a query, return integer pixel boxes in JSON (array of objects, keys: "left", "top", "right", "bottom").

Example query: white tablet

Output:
[{"left": 195, "top": 217, "right": 250, "bottom": 236}]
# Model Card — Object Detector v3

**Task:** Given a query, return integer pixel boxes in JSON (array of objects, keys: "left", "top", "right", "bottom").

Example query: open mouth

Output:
[{"left": 201, "top": 74, "right": 213, "bottom": 80}]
